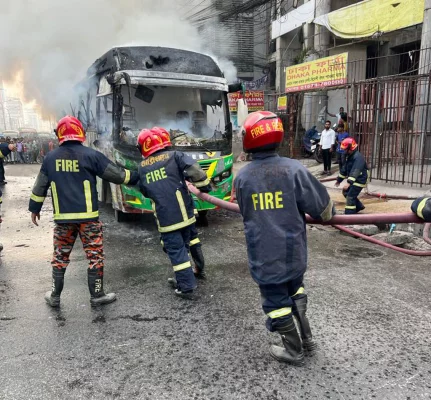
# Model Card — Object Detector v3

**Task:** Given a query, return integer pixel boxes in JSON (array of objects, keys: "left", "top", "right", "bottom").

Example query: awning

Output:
[{"left": 314, "top": 0, "right": 424, "bottom": 39}]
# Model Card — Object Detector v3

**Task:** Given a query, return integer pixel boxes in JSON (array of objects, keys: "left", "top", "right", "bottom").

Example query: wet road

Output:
[{"left": 1, "top": 164, "right": 430, "bottom": 400}]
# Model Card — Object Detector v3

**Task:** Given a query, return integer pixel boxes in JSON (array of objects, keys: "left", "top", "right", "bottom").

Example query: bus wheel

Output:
[
  {"left": 197, "top": 211, "right": 209, "bottom": 227},
  {"left": 114, "top": 209, "right": 126, "bottom": 223}
]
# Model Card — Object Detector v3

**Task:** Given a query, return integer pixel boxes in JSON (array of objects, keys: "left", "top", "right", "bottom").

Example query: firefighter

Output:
[
  {"left": 335, "top": 137, "right": 369, "bottom": 214},
  {"left": 0, "top": 141, "right": 16, "bottom": 184},
  {"left": 0, "top": 142, "right": 16, "bottom": 252},
  {"left": 136, "top": 128, "right": 211, "bottom": 298},
  {"left": 153, "top": 126, "right": 207, "bottom": 279},
  {"left": 411, "top": 197, "right": 431, "bottom": 221},
  {"left": 29, "top": 116, "right": 138, "bottom": 307},
  {"left": 234, "top": 111, "right": 334, "bottom": 365}
]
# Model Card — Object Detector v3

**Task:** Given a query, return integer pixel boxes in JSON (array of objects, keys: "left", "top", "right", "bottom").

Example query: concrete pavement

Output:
[{"left": 1, "top": 164, "right": 431, "bottom": 400}]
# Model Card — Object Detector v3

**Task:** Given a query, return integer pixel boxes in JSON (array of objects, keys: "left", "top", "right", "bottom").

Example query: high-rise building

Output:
[
  {"left": 5, "top": 97, "right": 24, "bottom": 130},
  {"left": 185, "top": 0, "right": 271, "bottom": 82}
]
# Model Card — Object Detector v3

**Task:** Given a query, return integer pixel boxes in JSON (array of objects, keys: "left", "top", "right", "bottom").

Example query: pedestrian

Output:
[
  {"left": 29, "top": 116, "right": 138, "bottom": 307},
  {"left": 327, "top": 106, "right": 349, "bottom": 131},
  {"left": 48, "top": 140, "right": 54, "bottom": 152},
  {"left": 335, "top": 137, "right": 369, "bottom": 214},
  {"left": 0, "top": 142, "right": 16, "bottom": 184},
  {"left": 234, "top": 111, "right": 334, "bottom": 365},
  {"left": 320, "top": 120, "right": 336, "bottom": 175},
  {"left": 31, "top": 140, "right": 39, "bottom": 164},
  {"left": 411, "top": 197, "right": 431, "bottom": 221},
  {"left": 7, "top": 139, "right": 17, "bottom": 164},
  {"left": 154, "top": 126, "right": 207, "bottom": 279},
  {"left": 17, "top": 139, "right": 26, "bottom": 164},
  {"left": 136, "top": 128, "right": 211, "bottom": 298},
  {"left": 335, "top": 123, "right": 349, "bottom": 171}
]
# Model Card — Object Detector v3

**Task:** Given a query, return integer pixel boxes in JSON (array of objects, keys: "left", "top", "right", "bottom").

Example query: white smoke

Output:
[{"left": 0, "top": 0, "right": 237, "bottom": 117}]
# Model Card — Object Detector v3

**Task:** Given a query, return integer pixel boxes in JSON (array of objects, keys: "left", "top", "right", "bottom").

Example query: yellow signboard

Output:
[
  {"left": 277, "top": 96, "right": 287, "bottom": 111},
  {"left": 285, "top": 53, "right": 348, "bottom": 93}
]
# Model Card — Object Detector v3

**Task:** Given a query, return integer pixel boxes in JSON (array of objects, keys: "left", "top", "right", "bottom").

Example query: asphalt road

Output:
[{"left": 1, "top": 164, "right": 430, "bottom": 400}]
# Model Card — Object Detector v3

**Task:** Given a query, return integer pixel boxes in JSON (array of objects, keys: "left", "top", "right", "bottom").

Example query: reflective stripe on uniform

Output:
[
  {"left": 158, "top": 217, "right": 196, "bottom": 233},
  {"left": 345, "top": 205, "right": 357, "bottom": 209},
  {"left": 417, "top": 197, "right": 428, "bottom": 220},
  {"left": 173, "top": 261, "right": 192, "bottom": 272},
  {"left": 123, "top": 170, "right": 131, "bottom": 185},
  {"left": 190, "top": 238, "right": 200, "bottom": 246},
  {"left": 353, "top": 182, "right": 367, "bottom": 188},
  {"left": 267, "top": 307, "right": 292, "bottom": 319},
  {"left": 194, "top": 178, "right": 211, "bottom": 188},
  {"left": 50, "top": 182, "right": 60, "bottom": 214},
  {"left": 348, "top": 176, "right": 356, "bottom": 182},
  {"left": 31, "top": 193, "right": 45, "bottom": 203},
  {"left": 293, "top": 287, "right": 305, "bottom": 297},
  {"left": 338, "top": 174, "right": 347, "bottom": 179},
  {"left": 54, "top": 211, "right": 99, "bottom": 220},
  {"left": 176, "top": 190, "right": 189, "bottom": 221},
  {"left": 83, "top": 180, "right": 92, "bottom": 213}
]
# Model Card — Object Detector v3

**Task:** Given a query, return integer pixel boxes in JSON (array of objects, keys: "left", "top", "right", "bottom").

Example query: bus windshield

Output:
[{"left": 116, "top": 85, "right": 230, "bottom": 152}]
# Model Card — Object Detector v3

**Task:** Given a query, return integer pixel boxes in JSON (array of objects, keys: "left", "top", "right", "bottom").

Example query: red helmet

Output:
[
  {"left": 242, "top": 111, "right": 284, "bottom": 153},
  {"left": 340, "top": 137, "right": 358, "bottom": 152},
  {"left": 137, "top": 128, "right": 164, "bottom": 158},
  {"left": 152, "top": 127, "right": 172, "bottom": 148},
  {"left": 55, "top": 116, "right": 86, "bottom": 145}
]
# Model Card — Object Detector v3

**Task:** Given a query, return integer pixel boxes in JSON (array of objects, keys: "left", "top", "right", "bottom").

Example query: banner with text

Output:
[
  {"left": 277, "top": 96, "right": 287, "bottom": 111},
  {"left": 229, "top": 91, "right": 265, "bottom": 113},
  {"left": 285, "top": 53, "right": 348, "bottom": 93}
]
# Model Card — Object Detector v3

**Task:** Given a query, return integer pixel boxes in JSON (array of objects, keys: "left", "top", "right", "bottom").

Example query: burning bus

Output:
[{"left": 75, "top": 46, "right": 236, "bottom": 221}]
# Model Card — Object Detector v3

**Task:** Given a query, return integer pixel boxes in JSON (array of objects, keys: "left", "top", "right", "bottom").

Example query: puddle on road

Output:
[{"left": 336, "top": 245, "right": 384, "bottom": 259}]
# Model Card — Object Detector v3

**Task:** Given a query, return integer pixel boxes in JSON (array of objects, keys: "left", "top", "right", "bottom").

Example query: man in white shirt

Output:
[{"left": 320, "top": 120, "right": 336, "bottom": 175}]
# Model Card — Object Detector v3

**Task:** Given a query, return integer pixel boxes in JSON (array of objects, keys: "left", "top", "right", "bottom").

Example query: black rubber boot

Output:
[
  {"left": 292, "top": 295, "right": 317, "bottom": 353},
  {"left": 168, "top": 277, "right": 177, "bottom": 288},
  {"left": 87, "top": 268, "right": 116, "bottom": 306},
  {"left": 191, "top": 245, "right": 206, "bottom": 279},
  {"left": 45, "top": 268, "right": 66, "bottom": 307},
  {"left": 269, "top": 318, "right": 305, "bottom": 365}
]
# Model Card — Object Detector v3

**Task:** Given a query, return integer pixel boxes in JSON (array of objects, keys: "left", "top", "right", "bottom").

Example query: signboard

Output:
[
  {"left": 285, "top": 53, "right": 348, "bottom": 93},
  {"left": 277, "top": 96, "right": 287, "bottom": 111},
  {"left": 229, "top": 91, "right": 265, "bottom": 113}
]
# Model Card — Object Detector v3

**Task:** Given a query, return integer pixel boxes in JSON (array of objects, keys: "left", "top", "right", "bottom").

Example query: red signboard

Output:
[{"left": 229, "top": 91, "right": 265, "bottom": 113}]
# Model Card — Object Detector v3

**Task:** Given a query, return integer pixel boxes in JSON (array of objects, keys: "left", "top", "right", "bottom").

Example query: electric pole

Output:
[{"left": 415, "top": 0, "right": 431, "bottom": 154}]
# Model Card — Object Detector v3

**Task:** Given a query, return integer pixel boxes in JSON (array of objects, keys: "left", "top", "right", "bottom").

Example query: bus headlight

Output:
[{"left": 212, "top": 169, "right": 232, "bottom": 184}]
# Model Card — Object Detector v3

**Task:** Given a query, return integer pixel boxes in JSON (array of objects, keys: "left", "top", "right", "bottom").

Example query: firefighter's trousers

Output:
[
  {"left": 160, "top": 226, "right": 197, "bottom": 292},
  {"left": 52, "top": 221, "right": 104, "bottom": 271},
  {"left": 259, "top": 275, "right": 305, "bottom": 332},
  {"left": 343, "top": 185, "right": 364, "bottom": 214}
]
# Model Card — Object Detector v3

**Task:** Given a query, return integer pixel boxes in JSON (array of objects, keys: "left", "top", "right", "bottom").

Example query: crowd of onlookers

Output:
[{"left": 0, "top": 136, "right": 57, "bottom": 164}]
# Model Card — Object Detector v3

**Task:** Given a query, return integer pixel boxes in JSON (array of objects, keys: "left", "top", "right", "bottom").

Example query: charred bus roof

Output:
[{"left": 87, "top": 46, "right": 224, "bottom": 79}]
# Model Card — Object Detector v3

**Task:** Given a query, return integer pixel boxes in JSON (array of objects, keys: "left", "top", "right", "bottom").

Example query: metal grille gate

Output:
[{"left": 351, "top": 74, "right": 431, "bottom": 187}]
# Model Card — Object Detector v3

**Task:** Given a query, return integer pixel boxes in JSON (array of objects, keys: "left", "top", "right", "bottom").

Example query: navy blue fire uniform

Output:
[
  {"left": 336, "top": 149, "right": 369, "bottom": 214},
  {"left": 138, "top": 150, "right": 210, "bottom": 293},
  {"left": 411, "top": 197, "right": 431, "bottom": 221},
  {"left": 29, "top": 141, "right": 138, "bottom": 306},
  {"left": 234, "top": 152, "right": 334, "bottom": 332},
  {"left": 0, "top": 142, "right": 13, "bottom": 183}
]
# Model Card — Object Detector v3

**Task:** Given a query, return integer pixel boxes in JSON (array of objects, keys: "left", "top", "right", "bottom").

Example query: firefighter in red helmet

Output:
[
  {"left": 136, "top": 128, "right": 211, "bottom": 297},
  {"left": 152, "top": 127, "right": 207, "bottom": 279},
  {"left": 234, "top": 111, "right": 334, "bottom": 365},
  {"left": 29, "top": 116, "right": 138, "bottom": 307},
  {"left": 335, "top": 137, "right": 369, "bottom": 214}
]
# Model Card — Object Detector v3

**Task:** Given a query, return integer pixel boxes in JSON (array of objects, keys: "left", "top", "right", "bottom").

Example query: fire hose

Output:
[{"left": 187, "top": 183, "right": 431, "bottom": 256}]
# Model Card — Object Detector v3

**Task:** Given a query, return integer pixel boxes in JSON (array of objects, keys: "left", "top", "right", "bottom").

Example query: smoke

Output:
[{"left": 0, "top": 0, "right": 237, "bottom": 117}]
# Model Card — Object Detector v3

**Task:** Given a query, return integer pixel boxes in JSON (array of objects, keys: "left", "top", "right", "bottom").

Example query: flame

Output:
[{"left": 2, "top": 70, "right": 54, "bottom": 128}]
